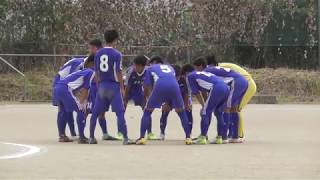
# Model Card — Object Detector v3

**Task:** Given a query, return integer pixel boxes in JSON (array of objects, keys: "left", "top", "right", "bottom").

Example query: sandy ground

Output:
[{"left": 0, "top": 104, "right": 319, "bottom": 180}]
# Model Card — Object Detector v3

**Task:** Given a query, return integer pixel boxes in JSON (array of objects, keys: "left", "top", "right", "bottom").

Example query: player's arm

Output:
[
  {"left": 116, "top": 53, "right": 125, "bottom": 96},
  {"left": 142, "top": 70, "right": 153, "bottom": 108},
  {"left": 194, "top": 92, "right": 205, "bottom": 107},
  {"left": 117, "top": 70, "right": 125, "bottom": 96},
  {"left": 201, "top": 91, "right": 208, "bottom": 102},
  {"left": 187, "top": 75, "right": 204, "bottom": 107}
]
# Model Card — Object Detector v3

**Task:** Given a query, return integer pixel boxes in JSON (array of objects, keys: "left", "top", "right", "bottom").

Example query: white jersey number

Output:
[
  {"left": 196, "top": 71, "right": 213, "bottom": 77},
  {"left": 100, "top": 55, "right": 109, "bottom": 72},
  {"left": 216, "top": 66, "right": 231, "bottom": 72},
  {"left": 160, "top": 65, "right": 171, "bottom": 73}
]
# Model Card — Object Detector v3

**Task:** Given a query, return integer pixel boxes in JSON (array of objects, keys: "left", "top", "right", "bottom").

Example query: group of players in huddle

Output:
[{"left": 52, "top": 30, "right": 257, "bottom": 145}]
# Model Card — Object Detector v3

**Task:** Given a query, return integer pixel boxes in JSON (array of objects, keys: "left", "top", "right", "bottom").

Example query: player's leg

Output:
[
  {"left": 66, "top": 112, "right": 77, "bottom": 137},
  {"left": 76, "top": 110, "right": 88, "bottom": 144},
  {"left": 136, "top": 87, "right": 162, "bottom": 145},
  {"left": 98, "top": 113, "right": 118, "bottom": 141},
  {"left": 54, "top": 86, "right": 73, "bottom": 142},
  {"left": 89, "top": 85, "right": 111, "bottom": 144},
  {"left": 57, "top": 103, "right": 72, "bottom": 142},
  {"left": 112, "top": 88, "right": 134, "bottom": 145},
  {"left": 238, "top": 78, "right": 256, "bottom": 139},
  {"left": 136, "top": 109, "right": 153, "bottom": 145},
  {"left": 228, "top": 78, "right": 248, "bottom": 143},
  {"left": 186, "top": 109, "right": 193, "bottom": 134},
  {"left": 171, "top": 88, "right": 192, "bottom": 145},
  {"left": 202, "top": 85, "right": 229, "bottom": 144},
  {"left": 160, "top": 110, "right": 170, "bottom": 140}
]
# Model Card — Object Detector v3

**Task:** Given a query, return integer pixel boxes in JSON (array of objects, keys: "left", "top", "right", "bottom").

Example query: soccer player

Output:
[
  {"left": 53, "top": 55, "right": 95, "bottom": 143},
  {"left": 148, "top": 55, "right": 164, "bottom": 65},
  {"left": 159, "top": 65, "right": 193, "bottom": 140},
  {"left": 193, "top": 57, "right": 248, "bottom": 143},
  {"left": 86, "top": 39, "right": 118, "bottom": 141},
  {"left": 135, "top": 63, "right": 192, "bottom": 145},
  {"left": 206, "top": 55, "right": 256, "bottom": 140},
  {"left": 89, "top": 30, "right": 133, "bottom": 145},
  {"left": 181, "top": 64, "right": 230, "bottom": 144},
  {"left": 52, "top": 57, "right": 86, "bottom": 137},
  {"left": 123, "top": 55, "right": 158, "bottom": 140}
]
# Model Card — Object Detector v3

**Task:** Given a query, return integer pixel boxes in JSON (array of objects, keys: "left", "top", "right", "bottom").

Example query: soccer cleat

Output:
[
  {"left": 192, "top": 135, "right": 208, "bottom": 141},
  {"left": 160, "top": 133, "right": 165, "bottom": 141},
  {"left": 123, "top": 138, "right": 135, "bottom": 145},
  {"left": 88, "top": 137, "right": 98, "bottom": 144},
  {"left": 115, "top": 132, "right": 124, "bottom": 141},
  {"left": 59, "top": 135, "right": 73, "bottom": 142},
  {"left": 147, "top": 132, "right": 158, "bottom": 140},
  {"left": 78, "top": 137, "right": 89, "bottom": 144},
  {"left": 229, "top": 138, "right": 243, "bottom": 143},
  {"left": 102, "top": 134, "right": 118, "bottom": 141},
  {"left": 194, "top": 136, "right": 208, "bottom": 145},
  {"left": 185, "top": 138, "right": 193, "bottom": 145},
  {"left": 135, "top": 138, "right": 146, "bottom": 145},
  {"left": 213, "top": 136, "right": 229, "bottom": 144}
]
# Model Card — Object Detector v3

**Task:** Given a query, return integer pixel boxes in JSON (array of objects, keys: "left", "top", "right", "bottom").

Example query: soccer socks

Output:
[
  {"left": 98, "top": 116, "right": 108, "bottom": 134},
  {"left": 177, "top": 111, "right": 191, "bottom": 138},
  {"left": 147, "top": 116, "right": 153, "bottom": 134},
  {"left": 186, "top": 110, "right": 193, "bottom": 133},
  {"left": 200, "top": 114, "right": 210, "bottom": 137},
  {"left": 230, "top": 112, "right": 240, "bottom": 139},
  {"left": 160, "top": 111, "right": 170, "bottom": 135},
  {"left": 90, "top": 112, "right": 99, "bottom": 138},
  {"left": 216, "top": 111, "right": 228, "bottom": 140},
  {"left": 57, "top": 108, "right": 67, "bottom": 136},
  {"left": 115, "top": 111, "right": 128, "bottom": 139},
  {"left": 238, "top": 112, "right": 244, "bottom": 138},
  {"left": 76, "top": 111, "right": 86, "bottom": 138},
  {"left": 140, "top": 111, "right": 152, "bottom": 138},
  {"left": 66, "top": 112, "right": 76, "bottom": 136}
]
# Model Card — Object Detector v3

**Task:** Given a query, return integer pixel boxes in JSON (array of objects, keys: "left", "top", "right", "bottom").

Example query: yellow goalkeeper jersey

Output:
[{"left": 219, "top": 63, "right": 252, "bottom": 80}]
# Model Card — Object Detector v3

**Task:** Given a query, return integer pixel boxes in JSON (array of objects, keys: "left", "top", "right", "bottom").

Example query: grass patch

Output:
[{"left": 1, "top": 68, "right": 320, "bottom": 103}]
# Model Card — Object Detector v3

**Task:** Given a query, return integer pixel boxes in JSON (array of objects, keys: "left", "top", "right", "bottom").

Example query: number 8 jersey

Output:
[{"left": 94, "top": 47, "right": 122, "bottom": 83}]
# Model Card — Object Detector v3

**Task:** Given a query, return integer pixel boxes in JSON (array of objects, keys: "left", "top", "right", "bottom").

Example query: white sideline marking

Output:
[{"left": 0, "top": 142, "right": 41, "bottom": 160}]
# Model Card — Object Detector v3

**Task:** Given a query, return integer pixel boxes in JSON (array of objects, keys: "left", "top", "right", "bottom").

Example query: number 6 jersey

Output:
[{"left": 94, "top": 47, "right": 122, "bottom": 83}]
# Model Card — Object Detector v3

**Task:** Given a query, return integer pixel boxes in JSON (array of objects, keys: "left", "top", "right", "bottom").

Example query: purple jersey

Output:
[
  {"left": 143, "top": 64, "right": 176, "bottom": 87},
  {"left": 186, "top": 71, "right": 225, "bottom": 95},
  {"left": 125, "top": 65, "right": 147, "bottom": 91},
  {"left": 57, "top": 69, "right": 95, "bottom": 93},
  {"left": 58, "top": 58, "right": 85, "bottom": 78},
  {"left": 95, "top": 47, "right": 122, "bottom": 83},
  {"left": 204, "top": 66, "right": 243, "bottom": 84},
  {"left": 53, "top": 58, "right": 85, "bottom": 85}
]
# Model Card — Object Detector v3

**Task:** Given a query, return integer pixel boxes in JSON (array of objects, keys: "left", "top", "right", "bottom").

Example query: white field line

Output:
[{"left": 0, "top": 142, "right": 41, "bottom": 160}]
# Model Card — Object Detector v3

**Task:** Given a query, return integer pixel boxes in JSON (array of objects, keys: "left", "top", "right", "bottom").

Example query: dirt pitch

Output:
[{"left": 0, "top": 104, "right": 319, "bottom": 180}]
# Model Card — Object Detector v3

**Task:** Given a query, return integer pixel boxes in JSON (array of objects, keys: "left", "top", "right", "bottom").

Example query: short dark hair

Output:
[
  {"left": 149, "top": 55, "right": 164, "bottom": 64},
  {"left": 181, "top": 64, "right": 195, "bottom": 75},
  {"left": 172, "top": 64, "right": 181, "bottom": 77},
  {"left": 133, "top": 55, "right": 148, "bottom": 66},
  {"left": 193, "top": 57, "right": 207, "bottom": 67},
  {"left": 89, "top": 39, "right": 102, "bottom": 48},
  {"left": 84, "top": 53, "right": 95, "bottom": 67},
  {"left": 206, "top": 55, "right": 218, "bottom": 66},
  {"left": 104, "top": 30, "right": 119, "bottom": 43},
  {"left": 86, "top": 54, "right": 95, "bottom": 63}
]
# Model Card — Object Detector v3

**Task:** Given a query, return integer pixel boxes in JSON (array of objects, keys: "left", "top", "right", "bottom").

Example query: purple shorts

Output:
[
  {"left": 54, "top": 84, "right": 80, "bottom": 112},
  {"left": 227, "top": 77, "right": 248, "bottom": 108},
  {"left": 92, "top": 81, "right": 125, "bottom": 114},
  {"left": 202, "top": 83, "right": 229, "bottom": 115},
  {"left": 146, "top": 79, "right": 184, "bottom": 109}
]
